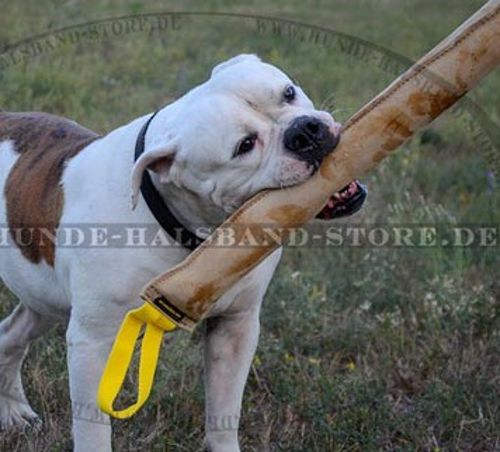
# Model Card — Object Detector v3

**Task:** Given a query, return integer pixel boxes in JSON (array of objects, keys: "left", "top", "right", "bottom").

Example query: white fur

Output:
[{"left": 0, "top": 54, "right": 339, "bottom": 451}]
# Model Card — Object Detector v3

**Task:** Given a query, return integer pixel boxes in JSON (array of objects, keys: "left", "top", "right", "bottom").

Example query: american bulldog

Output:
[{"left": 0, "top": 54, "right": 366, "bottom": 451}]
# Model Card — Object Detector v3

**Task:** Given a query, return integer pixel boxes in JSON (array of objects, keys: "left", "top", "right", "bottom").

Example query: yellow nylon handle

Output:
[{"left": 97, "top": 303, "right": 177, "bottom": 418}]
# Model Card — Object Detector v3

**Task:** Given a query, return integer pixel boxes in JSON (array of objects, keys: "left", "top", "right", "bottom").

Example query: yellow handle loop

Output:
[{"left": 97, "top": 303, "right": 177, "bottom": 419}]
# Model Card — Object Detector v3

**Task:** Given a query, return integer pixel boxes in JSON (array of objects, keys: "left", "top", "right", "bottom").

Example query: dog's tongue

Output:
[{"left": 315, "top": 180, "right": 367, "bottom": 220}]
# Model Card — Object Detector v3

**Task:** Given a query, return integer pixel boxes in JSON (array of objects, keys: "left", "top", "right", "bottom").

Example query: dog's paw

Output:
[
  {"left": 0, "top": 393, "right": 41, "bottom": 433},
  {"left": 201, "top": 438, "right": 241, "bottom": 452}
]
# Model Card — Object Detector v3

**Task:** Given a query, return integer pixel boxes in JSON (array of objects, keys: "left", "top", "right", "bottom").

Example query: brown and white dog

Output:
[{"left": 0, "top": 54, "right": 366, "bottom": 451}]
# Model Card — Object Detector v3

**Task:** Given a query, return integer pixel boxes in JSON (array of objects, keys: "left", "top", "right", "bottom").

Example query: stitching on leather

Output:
[
  {"left": 150, "top": 4, "right": 500, "bottom": 297},
  {"left": 152, "top": 189, "right": 273, "bottom": 285},
  {"left": 344, "top": 5, "right": 500, "bottom": 132}
]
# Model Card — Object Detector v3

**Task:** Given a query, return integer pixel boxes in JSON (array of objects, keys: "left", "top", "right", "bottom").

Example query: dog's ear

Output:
[
  {"left": 130, "top": 142, "right": 177, "bottom": 210},
  {"left": 211, "top": 54, "right": 261, "bottom": 77}
]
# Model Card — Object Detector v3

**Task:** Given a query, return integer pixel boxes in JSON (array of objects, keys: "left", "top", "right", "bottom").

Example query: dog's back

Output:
[{"left": 0, "top": 112, "right": 99, "bottom": 266}]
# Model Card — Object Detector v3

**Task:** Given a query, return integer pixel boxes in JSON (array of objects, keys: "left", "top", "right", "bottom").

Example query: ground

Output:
[{"left": 0, "top": 0, "right": 499, "bottom": 451}]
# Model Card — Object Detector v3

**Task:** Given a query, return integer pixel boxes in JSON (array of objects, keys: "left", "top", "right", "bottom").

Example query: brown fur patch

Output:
[{"left": 1, "top": 112, "right": 100, "bottom": 266}]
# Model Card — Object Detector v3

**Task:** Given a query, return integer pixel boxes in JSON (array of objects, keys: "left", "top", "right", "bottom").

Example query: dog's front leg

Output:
[
  {"left": 203, "top": 308, "right": 260, "bottom": 452},
  {"left": 66, "top": 313, "right": 116, "bottom": 452}
]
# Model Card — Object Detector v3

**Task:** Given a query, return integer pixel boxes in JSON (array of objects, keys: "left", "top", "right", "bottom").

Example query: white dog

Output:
[{"left": 0, "top": 54, "right": 366, "bottom": 451}]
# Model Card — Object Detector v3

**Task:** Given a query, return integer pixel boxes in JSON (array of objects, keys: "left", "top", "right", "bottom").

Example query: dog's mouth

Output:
[{"left": 315, "top": 180, "right": 367, "bottom": 220}]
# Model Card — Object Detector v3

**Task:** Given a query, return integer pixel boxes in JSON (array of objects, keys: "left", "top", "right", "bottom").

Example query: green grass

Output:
[{"left": 0, "top": 1, "right": 499, "bottom": 451}]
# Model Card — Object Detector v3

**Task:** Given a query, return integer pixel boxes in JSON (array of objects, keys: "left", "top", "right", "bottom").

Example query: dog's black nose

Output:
[{"left": 283, "top": 116, "right": 339, "bottom": 163}]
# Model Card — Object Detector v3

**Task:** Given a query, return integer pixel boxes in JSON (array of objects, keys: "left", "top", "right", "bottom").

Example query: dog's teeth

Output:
[{"left": 333, "top": 193, "right": 341, "bottom": 200}]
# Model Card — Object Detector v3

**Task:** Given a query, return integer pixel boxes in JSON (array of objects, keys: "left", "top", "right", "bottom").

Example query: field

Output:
[{"left": 0, "top": 0, "right": 499, "bottom": 451}]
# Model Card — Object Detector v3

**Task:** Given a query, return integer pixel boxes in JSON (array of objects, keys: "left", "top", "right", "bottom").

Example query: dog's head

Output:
[{"left": 132, "top": 54, "right": 366, "bottom": 223}]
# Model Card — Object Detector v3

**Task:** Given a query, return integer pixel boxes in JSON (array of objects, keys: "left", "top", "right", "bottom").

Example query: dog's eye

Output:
[
  {"left": 283, "top": 85, "right": 296, "bottom": 103},
  {"left": 233, "top": 133, "right": 257, "bottom": 158}
]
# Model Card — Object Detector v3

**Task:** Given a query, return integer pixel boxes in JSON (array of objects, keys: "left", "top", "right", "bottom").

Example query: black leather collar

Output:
[{"left": 134, "top": 111, "right": 203, "bottom": 251}]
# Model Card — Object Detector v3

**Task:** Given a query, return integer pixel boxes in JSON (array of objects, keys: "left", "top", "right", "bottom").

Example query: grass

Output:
[{"left": 0, "top": 0, "right": 499, "bottom": 451}]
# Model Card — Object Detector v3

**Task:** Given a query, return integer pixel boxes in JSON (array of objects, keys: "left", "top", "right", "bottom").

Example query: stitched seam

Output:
[
  {"left": 151, "top": 4, "right": 500, "bottom": 291},
  {"left": 152, "top": 189, "right": 272, "bottom": 284},
  {"left": 344, "top": 5, "right": 500, "bottom": 131}
]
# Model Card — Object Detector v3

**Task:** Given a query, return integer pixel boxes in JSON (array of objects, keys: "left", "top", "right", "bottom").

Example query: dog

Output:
[{"left": 0, "top": 54, "right": 366, "bottom": 451}]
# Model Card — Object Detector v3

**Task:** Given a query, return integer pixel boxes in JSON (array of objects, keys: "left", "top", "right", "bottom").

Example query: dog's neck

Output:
[{"left": 151, "top": 176, "right": 228, "bottom": 239}]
